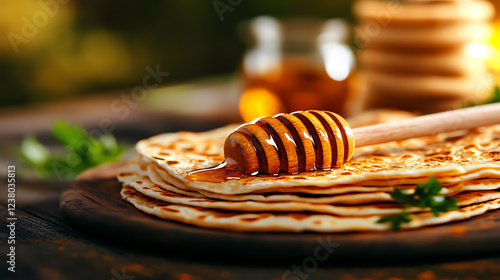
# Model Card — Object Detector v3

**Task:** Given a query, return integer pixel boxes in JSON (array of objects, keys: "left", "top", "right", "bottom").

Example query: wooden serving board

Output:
[{"left": 60, "top": 163, "right": 500, "bottom": 260}]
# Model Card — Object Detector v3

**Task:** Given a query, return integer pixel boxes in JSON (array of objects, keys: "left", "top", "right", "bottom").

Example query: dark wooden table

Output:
[{"left": 1, "top": 80, "right": 500, "bottom": 280}]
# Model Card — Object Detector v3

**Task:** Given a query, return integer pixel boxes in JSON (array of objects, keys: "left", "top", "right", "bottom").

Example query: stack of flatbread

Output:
[
  {"left": 354, "top": 0, "right": 495, "bottom": 113},
  {"left": 118, "top": 118, "right": 500, "bottom": 232}
]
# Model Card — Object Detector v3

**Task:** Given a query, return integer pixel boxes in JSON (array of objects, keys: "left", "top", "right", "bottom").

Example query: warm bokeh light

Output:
[
  {"left": 464, "top": 42, "right": 489, "bottom": 59},
  {"left": 487, "top": 20, "right": 500, "bottom": 77},
  {"left": 239, "top": 87, "right": 283, "bottom": 122},
  {"left": 321, "top": 42, "right": 354, "bottom": 81},
  {"left": 0, "top": 0, "right": 150, "bottom": 106}
]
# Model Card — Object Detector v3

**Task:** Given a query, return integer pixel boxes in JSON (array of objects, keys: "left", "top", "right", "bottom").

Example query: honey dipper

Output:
[{"left": 188, "top": 103, "right": 500, "bottom": 181}]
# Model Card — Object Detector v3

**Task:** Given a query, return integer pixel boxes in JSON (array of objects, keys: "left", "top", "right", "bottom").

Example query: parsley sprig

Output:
[
  {"left": 20, "top": 121, "right": 125, "bottom": 181},
  {"left": 377, "top": 177, "right": 459, "bottom": 230}
]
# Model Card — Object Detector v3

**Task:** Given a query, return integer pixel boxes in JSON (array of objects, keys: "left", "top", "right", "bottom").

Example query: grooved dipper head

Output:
[{"left": 224, "top": 110, "right": 354, "bottom": 175}]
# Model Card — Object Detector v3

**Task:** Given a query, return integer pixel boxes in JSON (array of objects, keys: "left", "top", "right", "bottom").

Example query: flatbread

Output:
[
  {"left": 118, "top": 170, "right": 500, "bottom": 216},
  {"left": 136, "top": 124, "right": 500, "bottom": 195},
  {"left": 138, "top": 165, "right": 500, "bottom": 205},
  {"left": 121, "top": 186, "right": 500, "bottom": 232}
]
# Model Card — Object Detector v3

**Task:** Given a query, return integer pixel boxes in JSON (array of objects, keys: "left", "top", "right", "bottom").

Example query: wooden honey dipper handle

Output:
[{"left": 353, "top": 103, "right": 500, "bottom": 147}]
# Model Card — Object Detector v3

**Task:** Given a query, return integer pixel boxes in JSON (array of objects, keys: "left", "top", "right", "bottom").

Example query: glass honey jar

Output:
[{"left": 239, "top": 16, "right": 356, "bottom": 122}]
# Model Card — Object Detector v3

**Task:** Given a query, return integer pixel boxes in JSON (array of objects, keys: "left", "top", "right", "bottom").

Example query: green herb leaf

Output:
[
  {"left": 20, "top": 121, "right": 125, "bottom": 181},
  {"left": 390, "top": 188, "right": 410, "bottom": 204},
  {"left": 426, "top": 177, "right": 442, "bottom": 196},
  {"left": 21, "top": 135, "right": 50, "bottom": 164},
  {"left": 52, "top": 121, "right": 89, "bottom": 148},
  {"left": 377, "top": 208, "right": 412, "bottom": 231},
  {"left": 377, "top": 177, "right": 459, "bottom": 230},
  {"left": 428, "top": 196, "right": 459, "bottom": 216}
]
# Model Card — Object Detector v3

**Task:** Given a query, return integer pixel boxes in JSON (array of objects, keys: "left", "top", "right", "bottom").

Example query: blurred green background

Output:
[{"left": 0, "top": 0, "right": 354, "bottom": 108}]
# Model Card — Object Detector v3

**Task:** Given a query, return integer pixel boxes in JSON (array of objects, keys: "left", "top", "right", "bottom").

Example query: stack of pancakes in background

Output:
[
  {"left": 117, "top": 112, "right": 500, "bottom": 232},
  {"left": 354, "top": 0, "right": 496, "bottom": 113}
]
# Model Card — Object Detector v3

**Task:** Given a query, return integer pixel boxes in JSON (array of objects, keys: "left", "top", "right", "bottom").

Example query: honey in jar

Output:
[{"left": 239, "top": 17, "right": 356, "bottom": 122}]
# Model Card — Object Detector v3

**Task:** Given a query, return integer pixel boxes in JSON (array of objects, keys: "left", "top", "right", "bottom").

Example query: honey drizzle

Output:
[
  {"left": 187, "top": 110, "right": 350, "bottom": 182},
  {"left": 186, "top": 160, "right": 250, "bottom": 183}
]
